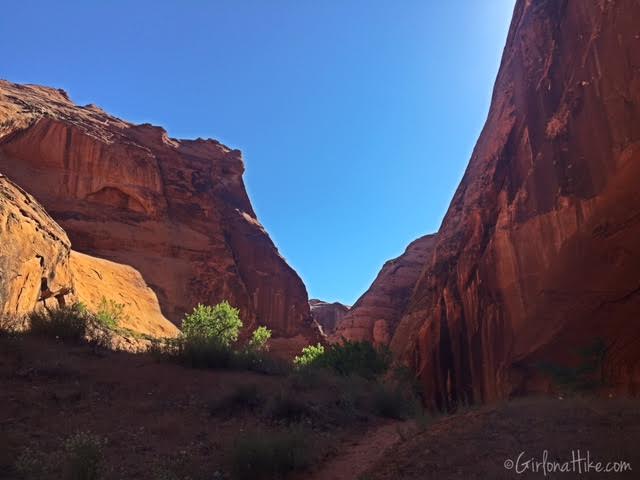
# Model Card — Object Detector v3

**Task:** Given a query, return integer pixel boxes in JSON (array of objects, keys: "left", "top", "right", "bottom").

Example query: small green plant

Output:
[
  {"left": 248, "top": 326, "right": 271, "bottom": 352},
  {"left": 28, "top": 303, "right": 88, "bottom": 343},
  {"left": 231, "top": 428, "right": 314, "bottom": 480},
  {"left": 293, "top": 343, "right": 325, "bottom": 368},
  {"left": 63, "top": 432, "right": 104, "bottom": 480},
  {"left": 95, "top": 297, "right": 126, "bottom": 330},
  {"left": 181, "top": 301, "right": 242, "bottom": 347}
]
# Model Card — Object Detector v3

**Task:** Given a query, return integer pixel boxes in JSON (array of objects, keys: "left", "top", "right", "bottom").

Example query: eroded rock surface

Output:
[
  {"left": 0, "top": 81, "right": 315, "bottom": 344},
  {"left": 309, "top": 299, "right": 350, "bottom": 336},
  {"left": 0, "top": 174, "right": 73, "bottom": 315},
  {"left": 395, "top": 0, "right": 640, "bottom": 409}
]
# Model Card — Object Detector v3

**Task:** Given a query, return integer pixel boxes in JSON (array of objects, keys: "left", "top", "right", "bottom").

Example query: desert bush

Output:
[
  {"left": 266, "top": 390, "right": 315, "bottom": 423},
  {"left": 28, "top": 303, "right": 89, "bottom": 343},
  {"left": 210, "top": 383, "right": 263, "bottom": 416},
  {"left": 173, "top": 336, "right": 235, "bottom": 369},
  {"left": 14, "top": 447, "right": 48, "bottom": 479},
  {"left": 94, "top": 297, "right": 125, "bottom": 330},
  {"left": 294, "top": 340, "right": 391, "bottom": 379},
  {"left": 231, "top": 428, "right": 313, "bottom": 480},
  {"left": 293, "top": 343, "right": 325, "bottom": 368},
  {"left": 63, "top": 432, "right": 104, "bottom": 480},
  {"left": 536, "top": 338, "right": 608, "bottom": 393},
  {"left": 247, "top": 326, "right": 271, "bottom": 352},
  {"left": 371, "top": 384, "right": 417, "bottom": 420},
  {"left": 181, "top": 301, "right": 242, "bottom": 346}
]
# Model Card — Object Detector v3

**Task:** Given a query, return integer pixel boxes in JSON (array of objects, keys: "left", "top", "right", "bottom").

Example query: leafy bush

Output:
[
  {"left": 248, "top": 326, "right": 271, "bottom": 352},
  {"left": 293, "top": 343, "right": 325, "bottom": 368},
  {"left": 536, "top": 338, "right": 608, "bottom": 393},
  {"left": 28, "top": 303, "right": 89, "bottom": 343},
  {"left": 294, "top": 340, "right": 391, "bottom": 379},
  {"left": 210, "top": 383, "right": 263, "bottom": 416},
  {"left": 63, "top": 432, "right": 104, "bottom": 480},
  {"left": 171, "top": 336, "right": 235, "bottom": 369},
  {"left": 371, "top": 384, "right": 417, "bottom": 420},
  {"left": 231, "top": 428, "right": 313, "bottom": 480},
  {"left": 181, "top": 302, "right": 242, "bottom": 347},
  {"left": 266, "top": 390, "right": 315, "bottom": 423},
  {"left": 15, "top": 447, "right": 48, "bottom": 479},
  {"left": 95, "top": 297, "right": 125, "bottom": 330}
]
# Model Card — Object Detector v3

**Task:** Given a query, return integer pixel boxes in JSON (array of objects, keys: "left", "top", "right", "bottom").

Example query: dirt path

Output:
[{"left": 307, "top": 421, "right": 409, "bottom": 480}]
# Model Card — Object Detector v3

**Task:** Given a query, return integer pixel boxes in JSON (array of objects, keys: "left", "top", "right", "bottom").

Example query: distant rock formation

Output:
[
  {"left": 0, "top": 80, "right": 316, "bottom": 346},
  {"left": 332, "top": 235, "right": 436, "bottom": 345},
  {"left": 309, "top": 299, "right": 350, "bottom": 335}
]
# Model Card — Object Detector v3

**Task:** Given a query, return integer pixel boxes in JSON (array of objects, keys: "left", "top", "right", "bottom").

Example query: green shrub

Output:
[
  {"left": 181, "top": 301, "right": 242, "bottom": 346},
  {"left": 15, "top": 447, "right": 48, "bottom": 479},
  {"left": 63, "top": 432, "right": 104, "bottom": 480},
  {"left": 248, "top": 326, "right": 271, "bottom": 352},
  {"left": 231, "top": 428, "right": 313, "bottom": 480},
  {"left": 371, "top": 384, "right": 417, "bottom": 420},
  {"left": 266, "top": 390, "right": 315, "bottom": 423},
  {"left": 294, "top": 340, "right": 391, "bottom": 379},
  {"left": 293, "top": 343, "right": 325, "bottom": 368},
  {"left": 28, "top": 303, "right": 88, "bottom": 343},
  {"left": 210, "top": 383, "right": 263, "bottom": 416},
  {"left": 95, "top": 297, "right": 125, "bottom": 330},
  {"left": 173, "top": 336, "right": 235, "bottom": 369},
  {"left": 536, "top": 338, "right": 608, "bottom": 393}
]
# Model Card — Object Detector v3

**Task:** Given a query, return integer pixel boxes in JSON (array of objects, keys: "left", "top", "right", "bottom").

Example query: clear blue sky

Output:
[{"left": 1, "top": 1, "right": 515, "bottom": 305}]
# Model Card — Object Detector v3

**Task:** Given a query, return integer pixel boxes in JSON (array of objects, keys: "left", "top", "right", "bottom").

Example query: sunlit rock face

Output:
[
  {"left": 0, "top": 81, "right": 316, "bottom": 346},
  {"left": 0, "top": 174, "right": 73, "bottom": 315}
]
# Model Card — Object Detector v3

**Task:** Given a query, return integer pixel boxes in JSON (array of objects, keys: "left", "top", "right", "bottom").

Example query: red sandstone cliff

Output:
[
  {"left": 399, "top": 0, "right": 640, "bottom": 409},
  {"left": 343, "top": 0, "right": 640, "bottom": 409},
  {"left": 309, "top": 299, "right": 350, "bottom": 336},
  {"left": 333, "top": 235, "right": 436, "bottom": 346},
  {"left": 0, "top": 81, "right": 315, "bottom": 343}
]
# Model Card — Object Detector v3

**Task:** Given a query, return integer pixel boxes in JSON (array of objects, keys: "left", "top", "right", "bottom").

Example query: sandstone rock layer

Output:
[
  {"left": 0, "top": 81, "right": 314, "bottom": 343},
  {"left": 0, "top": 174, "right": 73, "bottom": 315},
  {"left": 70, "top": 251, "right": 178, "bottom": 338},
  {"left": 395, "top": 0, "right": 640, "bottom": 409}
]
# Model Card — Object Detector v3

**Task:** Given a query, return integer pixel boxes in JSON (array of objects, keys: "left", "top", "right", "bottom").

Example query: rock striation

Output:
[
  {"left": 0, "top": 80, "right": 315, "bottom": 344},
  {"left": 340, "top": 0, "right": 640, "bottom": 409}
]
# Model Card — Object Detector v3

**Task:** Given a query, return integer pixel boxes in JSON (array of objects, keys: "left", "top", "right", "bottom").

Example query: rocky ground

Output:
[{"left": 2, "top": 331, "right": 639, "bottom": 480}]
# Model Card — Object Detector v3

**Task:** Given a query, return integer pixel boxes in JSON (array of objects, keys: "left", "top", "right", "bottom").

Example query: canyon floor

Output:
[{"left": 1, "top": 334, "right": 639, "bottom": 480}]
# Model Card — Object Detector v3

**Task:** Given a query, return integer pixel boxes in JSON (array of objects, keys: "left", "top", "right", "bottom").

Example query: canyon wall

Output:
[
  {"left": 309, "top": 299, "right": 350, "bottom": 335},
  {"left": 0, "top": 81, "right": 315, "bottom": 343},
  {"left": 400, "top": 0, "right": 640, "bottom": 409},
  {"left": 340, "top": 0, "right": 640, "bottom": 409}
]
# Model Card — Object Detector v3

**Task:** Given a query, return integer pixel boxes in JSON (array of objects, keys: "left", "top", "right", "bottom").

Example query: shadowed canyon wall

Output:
[
  {"left": 338, "top": 0, "right": 640, "bottom": 409},
  {"left": 0, "top": 81, "right": 315, "bottom": 343}
]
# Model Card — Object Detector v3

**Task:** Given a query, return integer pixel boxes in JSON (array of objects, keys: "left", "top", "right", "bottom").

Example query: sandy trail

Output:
[{"left": 307, "top": 421, "right": 409, "bottom": 480}]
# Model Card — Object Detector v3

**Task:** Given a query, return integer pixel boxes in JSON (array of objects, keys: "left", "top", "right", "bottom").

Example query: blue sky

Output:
[{"left": 1, "top": 0, "right": 515, "bottom": 305}]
